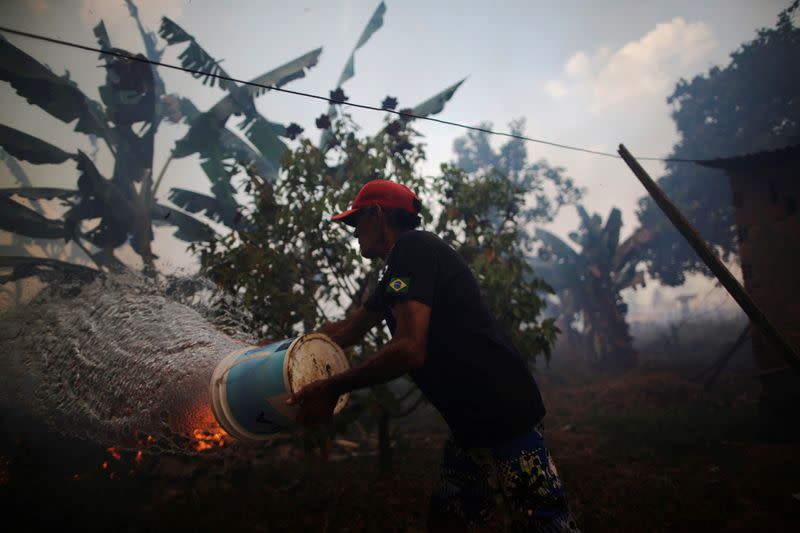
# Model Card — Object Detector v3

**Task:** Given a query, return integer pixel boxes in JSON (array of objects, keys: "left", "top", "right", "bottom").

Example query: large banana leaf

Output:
[
  {"left": 0, "top": 196, "right": 65, "bottom": 239},
  {"left": 603, "top": 207, "right": 623, "bottom": 258},
  {"left": 0, "top": 187, "right": 79, "bottom": 200},
  {"left": 168, "top": 188, "right": 238, "bottom": 227},
  {"left": 164, "top": 94, "right": 276, "bottom": 180},
  {"left": 0, "top": 35, "right": 111, "bottom": 144},
  {"left": 527, "top": 256, "right": 571, "bottom": 291},
  {"left": 164, "top": 23, "right": 318, "bottom": 169},
  {"left": 211, "top": 47, "right": 323, "bottom": 125},
  {"left": 125, "top": 0, "right": 164, "bottom": 63},
  {"left": 93, "top": 21, "right": 113, "bottom": 58},
  {"left": 159, "top": 17, "right": 235, "bottom": 91},
  {"left": 0, "top": 255, "right": 99, "bottom": 284},
  {"left": 321, "top": 1, "right": 387, "bottom": 150},
  {"left": 410, "top": 78, "right": 467, "bottom": 117},
  {"left": 575, "top": 205, "right": 592, "bottom": 230},
  {"left": 152, "top": 202, "right": 215, "bottom": 242},
  {"left": 534, "top": 227, "right": 581, "bottom": 265},
  {"left": 612, "top": 226, "right": 654, "bottom": 271},
  {"left": 337, "top": 1, "right": 386, "bottom": 87},
  {"left": 243, "top": 117, "right": 287, "bottom": 167},
  {"left": 0, "top": 124, "right": 76, "bottom": 165},
  {"left": 372, "top": 78, "right": 467, "bottom": 139}
]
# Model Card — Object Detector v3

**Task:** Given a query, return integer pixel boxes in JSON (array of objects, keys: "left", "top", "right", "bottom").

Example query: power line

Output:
[{"left": 0, "top": 25, "right": 700, "bottom": 163}]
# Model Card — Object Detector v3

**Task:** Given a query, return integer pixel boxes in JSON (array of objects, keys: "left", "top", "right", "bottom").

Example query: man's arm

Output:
[
  {"left": 288, "top": 299, "right": 431, "bottom": 426},
  {"left": 317, "top": 305, "right": 383, "bottom": 349}
]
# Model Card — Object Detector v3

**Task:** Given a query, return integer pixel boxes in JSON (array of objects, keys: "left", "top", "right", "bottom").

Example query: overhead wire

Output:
[{"left": 0, "top": 25, "right": 702, "bottom": 163}]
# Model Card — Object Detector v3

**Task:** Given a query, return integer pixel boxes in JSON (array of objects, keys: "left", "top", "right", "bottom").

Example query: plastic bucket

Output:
[{"left": 209, "top": 333, "right": 350, "bottom": 440}]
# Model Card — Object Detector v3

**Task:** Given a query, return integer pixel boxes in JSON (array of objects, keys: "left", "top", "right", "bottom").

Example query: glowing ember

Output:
[
  {"left": 106, "top": 447, "right": 122, "bottom": 461},
  {"left": 192, "top": 428, "right": 227, "bottom": 452}
]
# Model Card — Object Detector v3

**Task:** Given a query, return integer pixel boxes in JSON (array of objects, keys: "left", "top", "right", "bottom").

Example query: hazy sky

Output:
[{"left": 0, "top": 0, "right": 789, "bottom": 316}]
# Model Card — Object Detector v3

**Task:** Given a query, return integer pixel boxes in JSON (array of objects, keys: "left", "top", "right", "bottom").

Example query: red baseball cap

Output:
[{"left": 331, "top": 179, "right": 420, "bottom": 226}]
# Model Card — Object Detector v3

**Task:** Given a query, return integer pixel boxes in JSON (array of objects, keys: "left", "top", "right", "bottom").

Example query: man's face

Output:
[{"left": 353, "top": 208, "right": 383, "bottom": 259}]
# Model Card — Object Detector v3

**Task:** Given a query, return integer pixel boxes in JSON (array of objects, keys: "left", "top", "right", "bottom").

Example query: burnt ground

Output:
[{"left": 2, "top": 364, "right": 799, "bottom": 532}]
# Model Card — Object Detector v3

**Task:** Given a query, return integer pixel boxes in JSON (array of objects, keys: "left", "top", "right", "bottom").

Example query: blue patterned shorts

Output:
[{"left": 429, "top": 424, "right": 581, "bottom": 532}]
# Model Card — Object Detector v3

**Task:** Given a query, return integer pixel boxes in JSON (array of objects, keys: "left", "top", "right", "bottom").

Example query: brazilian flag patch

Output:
[{"left": 387, "top": 277, "right": 410, "bottom": 294}]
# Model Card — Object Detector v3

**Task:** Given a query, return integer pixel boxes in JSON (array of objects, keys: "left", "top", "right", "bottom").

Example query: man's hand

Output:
[{"left": 286, "top": 379, "right": 339, "bottom": 427}]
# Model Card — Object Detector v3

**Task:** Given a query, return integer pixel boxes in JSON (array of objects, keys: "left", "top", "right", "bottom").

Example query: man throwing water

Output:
[{"left": 288, "top": 179, "right": 580, "bottom": 532}]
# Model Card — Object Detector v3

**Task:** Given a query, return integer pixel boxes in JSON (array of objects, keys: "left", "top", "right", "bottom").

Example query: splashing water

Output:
[{"left": 0, "top": 272, "right": 258, "bottom": 453}]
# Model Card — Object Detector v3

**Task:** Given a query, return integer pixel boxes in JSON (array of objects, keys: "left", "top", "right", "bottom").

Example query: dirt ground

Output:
[{"left": 2, "top": 365, "right": 799, "bottom": 532}]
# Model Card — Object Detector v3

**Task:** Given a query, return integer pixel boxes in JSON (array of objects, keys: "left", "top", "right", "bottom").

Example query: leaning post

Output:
[{"left": 617, "top": 143, "right": 800, "bottom": 375}]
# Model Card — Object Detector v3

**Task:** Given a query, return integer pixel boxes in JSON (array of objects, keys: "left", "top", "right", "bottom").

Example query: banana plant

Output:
[
  {"left": 157, "top": 16, "right": 321, "bottom": 227},
  {"left": 0, "top": 26, "right": 210, "bottom": 279},
  {"left": 0, "top": 1, "right": 323, "bottom": 283},
  {"left": 534, "top": 206, "right": 654, "bottom": 372},
  {"left": 162, "top": 2, "right": 466, "bottom": 228}
]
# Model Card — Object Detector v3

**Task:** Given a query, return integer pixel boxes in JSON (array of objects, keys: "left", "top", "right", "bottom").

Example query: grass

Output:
[{"left": 583, "top": 403, "right": 758, "bottom": 463}]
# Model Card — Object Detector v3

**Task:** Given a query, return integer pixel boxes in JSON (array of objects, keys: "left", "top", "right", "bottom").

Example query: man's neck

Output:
[{"left": 381, "top": 228, "right": 408, "bottom": 260}]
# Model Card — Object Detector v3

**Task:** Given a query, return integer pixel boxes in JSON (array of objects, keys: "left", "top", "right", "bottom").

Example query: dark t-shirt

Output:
[{"left": 365, "top": 230, "right": 546, "bottom": 448}]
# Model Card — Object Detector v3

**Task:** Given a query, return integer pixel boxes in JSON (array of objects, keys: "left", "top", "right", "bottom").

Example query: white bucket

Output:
[{"left": 209, "top": 333, "right": 350, "bottom": 441}]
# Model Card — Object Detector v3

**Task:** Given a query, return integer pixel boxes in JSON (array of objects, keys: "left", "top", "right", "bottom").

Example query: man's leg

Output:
[
  {"left": 480, "top": 424, "right": 581, "bottom": 532},
  {"left": 427, "top": 436, "right": 496, "bottom": 531}
]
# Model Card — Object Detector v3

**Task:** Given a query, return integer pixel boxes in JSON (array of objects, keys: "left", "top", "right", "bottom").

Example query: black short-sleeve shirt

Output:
[{"left": 365, "top": 230, "right": 546, "bottom": 448}]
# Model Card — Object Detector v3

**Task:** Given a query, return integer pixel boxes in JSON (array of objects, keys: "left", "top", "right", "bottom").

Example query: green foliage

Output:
[
  {"left": 637, "top": 1, "right": 800, "bottom": 285},
  {"left": 0, "top": 34, "right": 110, "bottom": 144},
  {"left": 197, "top": 112, "right": 429, "bottom": 465},
  {"left": 441, "top": 119, "right": 584, "bottom": 362},
  {"left": 434, "top": 165, "right": 559, "bottom": 361},
  {"left": 197, "top": 109, "right": 567, "bottom": 469},
  {"left": 197, "top": 112, "right": 427, "bottom": 340},
  {"left": 0, "top": 24, "right": 163, "bottom": 273},
  {"left": 0, "top": 196, "right": 65, "bottom": 239},
  {"left": 0, "top": 1, "right": 320, "bottom": 280},
  {"left": 0, "top": 124, "right": 75, "bottom": 165},
  {"left": 451, "top": 118, "right": 582, "bottom": 226}
]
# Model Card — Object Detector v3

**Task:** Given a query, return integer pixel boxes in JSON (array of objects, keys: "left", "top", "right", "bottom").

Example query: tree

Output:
[
  {"left": 535, "top": 207, "right": 652, "bottom": 372},
  {"left": 0, "top": 2, "right": 409, "bottom": 286},
  {"left": 637, "top": 0, "right": 800, "bottom": 285},
  {"left": 439, "top": 119, "right": 584, "bottom": 360},
  {"left": 197, "top": 111, "right": 568, "bottom": 474},
  {"left": 0, "top": 1, "right": 320, "bottom": 281},
  {"left": 197, "top": 109, "right": 431, "bottom": 476}
]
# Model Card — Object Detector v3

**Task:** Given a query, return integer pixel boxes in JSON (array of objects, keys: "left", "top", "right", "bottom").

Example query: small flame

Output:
[{"left": 192, "top": 428, "right": 227, "bottom": 452}]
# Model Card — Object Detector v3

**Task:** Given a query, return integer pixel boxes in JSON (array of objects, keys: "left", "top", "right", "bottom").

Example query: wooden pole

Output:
[{"left": 617, "top": 143, "right": 800, "bottom": 375}]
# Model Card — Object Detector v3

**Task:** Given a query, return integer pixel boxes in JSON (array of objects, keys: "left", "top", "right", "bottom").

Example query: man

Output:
[{"left": 287, "top": 179, "right": 580, "bottom": 532}]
